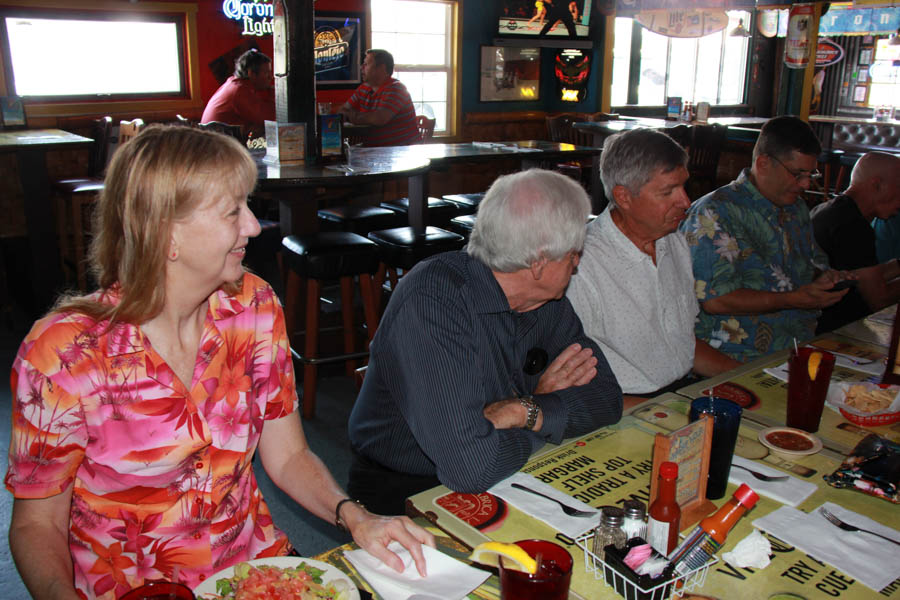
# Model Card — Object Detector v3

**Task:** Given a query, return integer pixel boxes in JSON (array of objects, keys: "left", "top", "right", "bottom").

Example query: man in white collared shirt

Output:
[{"left": 567, "top": 128, "right": 740, "bottom": 402}]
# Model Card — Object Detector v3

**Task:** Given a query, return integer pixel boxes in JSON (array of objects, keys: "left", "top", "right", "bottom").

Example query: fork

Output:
[
  {"left": 731, "top": 463, "right": 789, "bottom": 482},
  {"left": 510, "top": 483, "right": 597, "bottom": 518},
  {"left": 819, "top": 508, "right": 900, "bottom": 547}
]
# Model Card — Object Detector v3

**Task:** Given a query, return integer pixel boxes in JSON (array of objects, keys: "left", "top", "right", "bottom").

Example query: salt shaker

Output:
[
  {"left": 621, "top": 499, "right": 647, "bottom": 542},
  {"left": 592, "top": 506, "right": 627, "bottom": 560}
]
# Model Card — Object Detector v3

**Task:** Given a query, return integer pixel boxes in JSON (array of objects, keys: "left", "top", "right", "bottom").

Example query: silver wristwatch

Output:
[{"left": 519, "top": 395, "right": 539, "bottom": 430}]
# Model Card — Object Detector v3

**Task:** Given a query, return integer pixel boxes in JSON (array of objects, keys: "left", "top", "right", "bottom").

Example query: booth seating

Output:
[
  {"left": 379, "top": 196, "right": 462, "bottom": 228},
  {"left": 282, "top": 232, "right": 381, "bottom": 419},
  {"left": 830, "top": 122, "right": 900, "bottom": 193},
  {"left": 367, "top": 226, "right": 465, "bottom": 304},
  {"left": 54, "top": 116, "right": 112, "bottom": 291},
  {"left": 442, "top": 192, "right": 485, "bottom": 216}
]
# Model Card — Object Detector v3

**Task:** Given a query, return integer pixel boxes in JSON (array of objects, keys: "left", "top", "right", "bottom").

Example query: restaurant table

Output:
[
  {"left": 675, "top": 330, "right": 899, "bottom": 456},
  {"left": 405, "top": 401, "right": 899, "bottom": 599},
  {"left": 256, "top": 141, "right": 604, "bottom": 236},
  {"left": 348, "top": 140, "right": 605, "bottom": 214},
  {"left": 254, "top": 151, "right": 430, "bottom": 236},
  {"left": 313, "top": 525, "right": 501, "bottom": 600},
  {"left": 0, "top": 128, "right": 93, "bottom": 311}
]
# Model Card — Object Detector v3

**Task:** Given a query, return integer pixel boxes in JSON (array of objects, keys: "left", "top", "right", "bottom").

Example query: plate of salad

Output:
[{"left": 193, "top": 556, "right": 359, "bottom": 600}]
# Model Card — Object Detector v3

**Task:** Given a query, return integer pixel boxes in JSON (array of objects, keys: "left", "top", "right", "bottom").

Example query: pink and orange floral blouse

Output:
[{"left": 5, "top": 273, "right": 297, "bottom": 599}]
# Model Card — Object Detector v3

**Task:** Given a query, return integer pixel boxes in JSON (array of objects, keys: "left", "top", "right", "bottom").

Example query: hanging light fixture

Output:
[{"left": 730, "top": 18, "right": 752, "bottom": 37}]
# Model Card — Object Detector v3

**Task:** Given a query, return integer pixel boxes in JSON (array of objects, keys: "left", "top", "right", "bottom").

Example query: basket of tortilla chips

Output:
[{"left": 825, "top": 382, "right": 900, "bottom": 427}]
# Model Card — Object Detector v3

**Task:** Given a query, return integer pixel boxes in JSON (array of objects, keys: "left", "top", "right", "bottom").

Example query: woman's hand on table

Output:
[
  {"left": 535, "top": 343, "right": 598, "bottom": 394},
  {"left": 346, "top": 504, "right": 436, "bottom": 577}
]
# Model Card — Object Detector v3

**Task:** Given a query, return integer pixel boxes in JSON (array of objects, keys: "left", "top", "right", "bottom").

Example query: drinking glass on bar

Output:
[
  {"left": 499, "top": 540, "right": 572, "bottom": 600},
  {"left": 786, "top": 347, "right": 835, "bottom": 433}
]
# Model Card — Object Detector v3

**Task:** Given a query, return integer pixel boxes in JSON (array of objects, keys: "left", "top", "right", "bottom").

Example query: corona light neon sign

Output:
[{"left": 223, "top": 0, "right": 274, "bottom": 36}]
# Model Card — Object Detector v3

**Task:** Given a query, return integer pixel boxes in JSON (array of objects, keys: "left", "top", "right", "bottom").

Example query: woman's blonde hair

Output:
[{"left": 56, "top": 124, "right": 258, "bottom": 325}]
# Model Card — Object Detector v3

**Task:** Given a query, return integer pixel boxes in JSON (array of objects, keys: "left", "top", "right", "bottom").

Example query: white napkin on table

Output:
[
  {"left": 728, "top": 456, "right": 817, "bottom": 507},
  {"left": 763, "top": 355, "right": 882, "bottom": 381},
  {"left": 488, "top": 472, "right": 597, "bottom": 540},
  {"left": 752, "top": 502, "right": 900, "bottom": 592},
  {"left": 344, "top": 542, "right": 489, "bottom": 600}
]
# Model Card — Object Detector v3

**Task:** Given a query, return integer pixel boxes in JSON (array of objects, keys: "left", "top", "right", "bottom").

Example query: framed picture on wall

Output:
[
  {"left": 479, "top": 46, "right": 541, "bottom": 102},
  {"left": 858, "top": 48, "right": 873, "bottom": 66},
  {"left": 853, "top": 85, "right": 868, "bottom": 103},
  {"left": 314, "top": 12, "right": 364, "bottom": 88},
  {"left": 0, "top": 96, "right": 26, "bottom": 128}
]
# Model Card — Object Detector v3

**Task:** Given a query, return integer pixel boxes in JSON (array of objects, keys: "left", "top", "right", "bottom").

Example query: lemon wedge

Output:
[
  {"left": 808, "top": 351, "right": 823, "bottom": 381},
  {"left": 469, "top": 541, "right": 537, "bottom": 574}
]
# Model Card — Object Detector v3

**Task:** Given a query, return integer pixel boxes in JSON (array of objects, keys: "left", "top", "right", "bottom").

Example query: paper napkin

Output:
[
  {"left": 728, "top": 456, "right": 817, "bottom": 507},
  {"left": 752, "top": 502, "right": 900, "bottom": 592},
  {"left": 344, "top": 542, "right": 489, "bottom": 600},
  {"left": 488, "top": 472, "right": 598, "bottom": 539}
]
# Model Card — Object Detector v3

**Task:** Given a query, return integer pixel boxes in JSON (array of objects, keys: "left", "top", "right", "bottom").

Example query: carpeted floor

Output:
[{"left": 0, "top": 306, "right": 362, "bottom": 598}]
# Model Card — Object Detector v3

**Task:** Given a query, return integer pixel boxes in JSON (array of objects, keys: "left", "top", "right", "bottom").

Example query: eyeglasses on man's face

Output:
[{"left": 768, "top": 154, "right": 821, "bottom": 183}]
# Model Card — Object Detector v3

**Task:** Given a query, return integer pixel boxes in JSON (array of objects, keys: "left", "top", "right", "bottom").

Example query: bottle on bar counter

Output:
[
  {"left": 647, "top": 461, "right": 681, "bottom": 556},
  {"left": 668, "top": 483, "right": 760, "bottom": 575}
]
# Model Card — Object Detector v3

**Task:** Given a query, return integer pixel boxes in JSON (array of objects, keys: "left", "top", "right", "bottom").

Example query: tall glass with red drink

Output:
[
  {"left": 498, "top": 539, "right": 572, "bottom": 600},
  {"left": 787, "top": 347, "right": 835, "bottom": 433}
]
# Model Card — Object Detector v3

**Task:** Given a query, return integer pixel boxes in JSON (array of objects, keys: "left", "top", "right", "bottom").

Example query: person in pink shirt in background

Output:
[{"left": 201, "top": 49, "right": 275, "bottom": 140}]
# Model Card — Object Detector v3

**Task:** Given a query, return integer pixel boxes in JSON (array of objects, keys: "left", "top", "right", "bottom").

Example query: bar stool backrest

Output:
[
  {"left": 88, "top": 116, "right": 113, "bottom": 177},
  {"left": 416, "top": 115, "right": 436, "bottom": 143},
  {"left": 118, "top": 118, "right": 145, "bottom": 146},
  {"left": 198, "top": 120, "right": 243, "bottom": 142}
]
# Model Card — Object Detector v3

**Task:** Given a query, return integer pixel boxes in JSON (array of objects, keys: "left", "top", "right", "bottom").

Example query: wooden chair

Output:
[
  {"left": 54, "top": 116, "right": 112, "bottom": 290},
  {"left": 416, "top": 115, "right": 436, "bottom": 143},
  {"left": 118, "top": 119, "right": 145, "bottom": 146},
  {"left": 545, "top": 113, "right": 595, "bottom": 186},
  {"left": 686, "top": 124, "right": 728, "bottom": 200},
  {"left": 198, "top": 120, "right": 243, "bottom": 142}
]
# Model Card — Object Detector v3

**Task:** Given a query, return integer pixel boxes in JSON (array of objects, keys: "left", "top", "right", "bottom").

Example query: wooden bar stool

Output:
[{"left": 282, "top": 232, "right": 381, "bottom": 419}]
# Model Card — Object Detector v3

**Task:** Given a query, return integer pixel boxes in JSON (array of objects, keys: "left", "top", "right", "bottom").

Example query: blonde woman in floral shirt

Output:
[{"left": 6, "top": 126, "right": 433, "bottom": 600}]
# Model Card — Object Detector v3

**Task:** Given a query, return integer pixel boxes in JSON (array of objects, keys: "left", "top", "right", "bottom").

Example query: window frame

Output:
[
  {"left": 369, "top": 0, "right": 461, "bottom": 138},
  {"left": 0, "top": 0, "right": 202, "bottom": 120},
  {"left": 612, "top": 12, "right": 753, "bottom": 111}
]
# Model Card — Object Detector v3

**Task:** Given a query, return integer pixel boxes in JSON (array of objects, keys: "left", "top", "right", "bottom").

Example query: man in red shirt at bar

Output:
[
  {"left": 339, "top": 49, "right": 419, "bottom": 146},
  {"left": 201, "top": 49, "right": 275, "bottom": 140}
]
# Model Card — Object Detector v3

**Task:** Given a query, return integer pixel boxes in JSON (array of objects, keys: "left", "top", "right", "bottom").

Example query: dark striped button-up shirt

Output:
[{"left": 348, "top": 251, "right": 623, "bottom": 494}]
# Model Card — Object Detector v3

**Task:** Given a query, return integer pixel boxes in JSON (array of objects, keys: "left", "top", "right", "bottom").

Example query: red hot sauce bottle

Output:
[{"left": 647, "top": 461, "right": 681, "bottom": 556}]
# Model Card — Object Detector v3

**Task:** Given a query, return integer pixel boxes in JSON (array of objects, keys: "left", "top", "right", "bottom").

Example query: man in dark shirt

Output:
[
  {"left": 811, "top": 151, "right": 900, "bottom": 332},
  {"left": 201, "top": 49, "right": 275, "bottom": 139},
  {"left": 347, "top": 169, "right": 623, "bottom": 515}
]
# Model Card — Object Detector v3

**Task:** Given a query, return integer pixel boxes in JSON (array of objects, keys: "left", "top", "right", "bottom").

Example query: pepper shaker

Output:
[{"left": 592, "top": 505, "right": 627, "bottom": 560}]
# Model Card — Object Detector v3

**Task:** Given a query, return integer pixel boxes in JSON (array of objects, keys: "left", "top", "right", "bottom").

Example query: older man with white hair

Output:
[
  {"left": 348, "top": 169, "right": 623, "bottom": 515},
  {"left": 567, "top": 129, "right": 740, "bottom": 402}
]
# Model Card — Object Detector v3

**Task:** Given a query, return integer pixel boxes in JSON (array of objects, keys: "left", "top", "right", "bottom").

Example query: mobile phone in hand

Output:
[{"left": 827, "top": 280, "right": 858, "bottom": 292}]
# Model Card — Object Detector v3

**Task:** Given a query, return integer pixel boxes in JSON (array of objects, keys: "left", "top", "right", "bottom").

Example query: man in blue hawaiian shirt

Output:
[{"left": 680, "top": 116, "right": 851, "bottom": 361}]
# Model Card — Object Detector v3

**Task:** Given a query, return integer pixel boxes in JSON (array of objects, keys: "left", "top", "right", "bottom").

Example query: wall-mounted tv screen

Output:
[{"left": 497, "top": 0, "right": 592, "bottom": 38}]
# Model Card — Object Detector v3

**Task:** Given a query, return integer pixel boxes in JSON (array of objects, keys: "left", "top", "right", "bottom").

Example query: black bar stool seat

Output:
[
  {"left": 379, "top": 197, "right": 461, "bottom": 228},
  {"left": 442, "top": 193, "right": 485, "bottom": 215},
  {"left": 317, "top": 205, "right": 406, "bottom": 235},
  {"left": 281, "top": 232, "right": 381, "bottom": 419},
  {"left": 449, "top": 214, "right": 476, "bottom": 238},
  {"left": 367, "top": 226, "right": 465, "bottom": 271}
]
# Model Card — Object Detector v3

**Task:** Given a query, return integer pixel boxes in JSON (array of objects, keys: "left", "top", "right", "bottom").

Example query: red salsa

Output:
[{"left": 766, "top": 431, "right": 814, "bottom": 451}]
